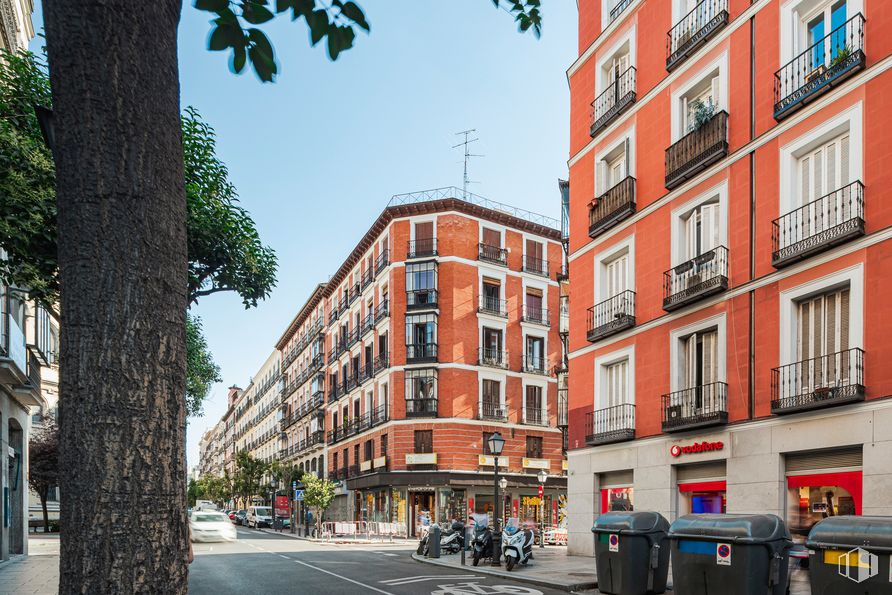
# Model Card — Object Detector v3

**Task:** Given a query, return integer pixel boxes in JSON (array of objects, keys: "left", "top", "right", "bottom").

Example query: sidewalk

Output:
[
  {"left": 0, "top": 535, "right": 59, "bottom": 595},
  {"left": 412, "top": 546, "right": 598, "bottom": 592}
]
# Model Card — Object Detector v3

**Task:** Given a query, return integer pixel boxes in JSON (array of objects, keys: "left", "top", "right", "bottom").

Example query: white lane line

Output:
[
  {"left": 371, "top": 552, "right": 399, "bottom": 557},
  {"left": 279, "top": 554, "right": 290, "bottom": 559},
  {"left": 292, "top": 558, "right": 394, "bottom": 595},
  {"left": 380, "top": 575, "right": 478, "bottom": 586}
]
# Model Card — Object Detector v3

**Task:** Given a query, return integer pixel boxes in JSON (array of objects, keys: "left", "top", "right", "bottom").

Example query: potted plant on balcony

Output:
[
  {"left": 687, "top": 98, "right": 715, "bottom": 133},
  {"left": 830, "top": 44, "right": 853, "bottom": 69}
]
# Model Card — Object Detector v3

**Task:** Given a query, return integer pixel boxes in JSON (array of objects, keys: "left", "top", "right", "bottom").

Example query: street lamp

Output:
[
  {"left": 537, "top": 470, "right": 548, "bottom": 549},
  {"left": 487, "top": 432, "right": 506, "bottom": 567},
  {"left": 270, "top": 479, "right": 279, "bottom": 530}
]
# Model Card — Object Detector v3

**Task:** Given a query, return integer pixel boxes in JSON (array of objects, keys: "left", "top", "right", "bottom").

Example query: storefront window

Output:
[
  {"left": 677, "top": 481, "right": 726, "bottom": 515},
  {"left": 520, "top": 495, "right": 552, "bottom": 526},
  {"left": 600, "top": 487, "right": 634, "bottom": 513},
  {"left": 786, "top": 472, "right": 862, "bottom": 539},
  {"left": 437, "top": 489, "right": 466, "bottom": 524}
]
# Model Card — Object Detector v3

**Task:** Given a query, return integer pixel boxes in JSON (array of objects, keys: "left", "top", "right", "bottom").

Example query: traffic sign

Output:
[
  {"left": 537, "top": 485, "right": 543, "bottom": 498},
  {"left": 608, "top": 534, "right": 619, "bottom": 552},
  {"left": 292, "top": 480, "right": 297, "bottom": 490},
  {"left": 294, "top": 490, "right": 304, "bottom": 501},
  {"left": 716, "top": 543, "right": 731, "bottom": 566}
]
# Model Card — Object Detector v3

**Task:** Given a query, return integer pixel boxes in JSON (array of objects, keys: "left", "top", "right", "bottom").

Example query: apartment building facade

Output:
[
  {"left": 0, "top": 0, "right": 33, "bottom": 53},
  {"left": 244, "top": 352, "right": 281, "bottom": 466},
  {"left": 566, "top": 0, "right": 892, "bottom": 555},
  {"left": 274, "top": 190, "right": 568, "bottom": 535}
]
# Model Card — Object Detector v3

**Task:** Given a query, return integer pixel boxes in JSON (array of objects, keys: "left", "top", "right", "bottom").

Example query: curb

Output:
[{"left": 411, "top": 553, "right": 597, "bottom": 593}]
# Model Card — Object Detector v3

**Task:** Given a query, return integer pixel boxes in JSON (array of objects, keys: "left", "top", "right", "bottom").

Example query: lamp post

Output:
[
  {"left": 537, "top": 469, "right": 548, "bottom": 549},
  {"left": 270, "top": 478, "right": 279, "bottom": 531},
  {"left": 487, "top": 432, "right": 506, "bottom": 567}
]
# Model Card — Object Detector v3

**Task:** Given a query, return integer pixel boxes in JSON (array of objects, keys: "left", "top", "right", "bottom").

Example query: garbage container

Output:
[
  {"left": 427, "top": 524, "right": 441, "bottom": 558},
  {"left": 592, "top": 511, "right": 670, "bottom": 595},
  {"left": 806, "top": 515, "right": 892, "bottom": 593},
  {"left": 273, "top": 517, "right": 284, "bottom": 532},
  {"left": 668, "top": 514, "right": 792, "bottom": 595}
]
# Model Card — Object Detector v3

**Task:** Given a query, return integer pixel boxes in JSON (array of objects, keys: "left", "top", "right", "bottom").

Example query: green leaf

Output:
[
  {"left": 247, "top": 28, "right": 277, "bottom": 82},
  {"left": 231, "top": 44, "right": 247, "bottom": 73},
  {"left": 306, "top": 9, "right": 330, "bottom": 45},
  {"left": 275, "top": 0, "right": 293, "bottom": 13},
  {"left": 209, "top": 24, "right": 243, "bottom": 51},
  {"left": 339, "top": 1, "right": 369, "bottom": 33},
  {"left": 195, "top": 0, "right": 229, "bottom": 12},
  {"left": 242, "top": 1, "right": 275, "bottom": 24}
]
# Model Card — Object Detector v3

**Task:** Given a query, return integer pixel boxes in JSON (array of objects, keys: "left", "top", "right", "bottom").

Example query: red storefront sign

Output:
[
  {"left": 670, "top": 441, "right": 724, "bottom": 457},
  {"left": 275, "top": 495, "right": 289, "bottom": 518},
  {"left": 468, "top": 498, "right": 474, "bottom": 520},
  {"left": 552, "top": 499, "right": 558, "bottom": 526},
  {"left": 512, "top": 499, "right": 518, "bottom": 518}
]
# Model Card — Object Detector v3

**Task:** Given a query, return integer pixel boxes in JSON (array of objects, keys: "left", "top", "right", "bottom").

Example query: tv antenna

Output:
[{"left": 453, "top": 129, "right": 483, "bottom": 199}]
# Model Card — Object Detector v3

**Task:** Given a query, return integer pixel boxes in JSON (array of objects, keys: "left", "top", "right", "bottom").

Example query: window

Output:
[
  {"left": 482, "top": 432, "right": 495, "bottom": 455},
  {"left": 671, "top": 57, "right": 727, "bottom": 142},
  {"left": 604, "top": 360, "right": 629, "bottom": 407},
  {"left": 524, "top": 239, "right": 546, "bottom": 275},
  {"left": 797, "top": 286, "right": 851, "bottom": 387},
  {"left": 525, "top": 385, "right": 544, "bottom": 424},
  {"left": 412, "top": 221, "right": 435, "bottom": 255},
  {"left": 405, "top": 368, "right": 437, "bottom": 400},
  {"left": 364, "top": 439, "right": 373, "bottom": 461},
  {"left": 406, "top": 313, "right": 437, "bottom": 360},
  {"left": 380, "top": 434, "right": 388, "bottom": 456},
  {"left": 525, "top": 288, "right": 543, "bottom": 313},
  {"left": 683, "top": 329, "right": 719, "bottom": 390},
  {"left": 414, "top": 430, "right": 433, "bottom": 453},
  {"left": 683, "top": 75, "right": 719, "bottom": 134},
  {"left": 482, "top": 278, "right": 502, "bottom": 312},
  {"left": 481, "top": 379, "right": 502, "bottom": 415},
  {"left": 525, "top": 436, "right": 543, "bottom": 459},
  {"left": 797, "top": 133, "right": 850, "bottom": 207},
  {"left": 682, "top": 201, "right": 720, "bottom": 263},
  {"left": 525, "top": 335, "right": 545, "bottom": 371},
  {"left": 596, "top": 139, "right": 631, "bottom": 196},
  {"left": 407, "top": 262, "right": 437, "bottom": 293},
  {"left": 482, "top": 227, "right": 502, "bottom": 248}
]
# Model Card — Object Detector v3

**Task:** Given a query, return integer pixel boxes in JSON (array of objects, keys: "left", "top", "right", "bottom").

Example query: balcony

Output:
[
  {"left": 407, "top": 343, "right": 438, "bottom": 364},
  {"left": 478, "top": 401, "right": 507, "bottom": 422},
  {"left": 478, "top": 347, "right": 508, "bottom": 369},
  {"left": 405, "top": 398, "right": 438, "bottom": 418},
  {"left": 407, "top": 238, "right": 437, "bottom": 259},
  {"left": 557, "top": 387, "right": 568, "bottom": 428},
  {"left": 772, "top": 181, "right": 865, "bottom": 268},
  {"left": 361, "top": 268, "right": 373, "bottom": 290},
  {"left": 587, "top": 290, "right": 636, "bottom": 342},
  {"left": 360, "top": 313, "right": 374, "bottom": 337},
  {"left": 661, "top": 382, "right": 728, "bottom": 432},
  {"left": 522, "top": 305, "right": 550, "bottom": 327},
  {"left": 588, "top": 176, "right": 636, "bottom": 238},
  {"left": 349, "top": 283, "right": 360, "bottom": 304},
  {"left": 774, "top": 14, "right": 865, "bottom": 120},
  {"left": 522, "top": 408, "right": 547, "bottom": 426},
  {"left": 590, "top": 67, "right": 637, "bottom": 137},
  {"left": 771, "top": 348, "right": 864, "bottom": 415},
  {"left": 585, "top": 403, "right": 635, "bottom": 446},
  {"left": 373, "top": 352, "right": 389, "bottom": 374},
  {"left": 478, "top": 296, "right": 507, "bottom": 318},
  {"left": 666, "top": 0, "right": 728, "bottom": 71},
  {"left": 665, "top": 111, "right": 728, "bottom": 190},
  {"left": 523, "top": 255, "right": 549, "bottom": 277},
  {"left": 327, "top": 382, "right": 342, "bottom": 403},
  {"left": 407, "top": 289, "right": 438, "bottom": 310},
  {"left": 374, "top": 298, "right": 389, "bottom": 323},
  {"left": 607, "top": 0, "right": 635, "bottom": 25},
  {"left": 345, "top": 327, "right": 359, "bottom": 348},
  {"left": 375, "top": 248, "right": 390, "bottom": 275},
  {"left": 663, "top": 246, "right": 728, "bottom": 311},
  {"left": 478, "top": 243, "right": 508, "bottom": 266},
  {"left": 522, "top": 355, "right": 547, "bottom": 375},
  {"left": 328, "top": 404, "right": 390, "bottom": 444}
]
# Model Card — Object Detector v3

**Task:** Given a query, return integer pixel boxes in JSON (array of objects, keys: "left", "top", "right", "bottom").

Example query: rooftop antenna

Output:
[{"left": 453, "top": 129, "right": 483, "bottom": 199}]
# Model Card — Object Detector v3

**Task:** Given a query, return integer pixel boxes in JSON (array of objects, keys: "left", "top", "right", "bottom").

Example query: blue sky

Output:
[{"left": 33, "top": 1, "right": 578, "bottom": 468}]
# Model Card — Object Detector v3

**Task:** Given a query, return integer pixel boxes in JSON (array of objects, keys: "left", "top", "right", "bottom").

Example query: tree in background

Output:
[
  {"left": 186, "top": 315, "right": 222, "bottom": 417},
  {"left": 233, "top": 451, "right": 268, "bottom": 509},
  {"left": 28, "top": 417, "right": 59, "bottom": 533},
  {"left": 302, "top": 474, "right": 336, "bottom": 539}
]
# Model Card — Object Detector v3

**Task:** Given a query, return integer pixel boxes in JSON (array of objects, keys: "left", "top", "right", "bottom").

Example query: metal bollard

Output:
[{"left": 428, "top": 525, "right": 441, "bottom": 558}]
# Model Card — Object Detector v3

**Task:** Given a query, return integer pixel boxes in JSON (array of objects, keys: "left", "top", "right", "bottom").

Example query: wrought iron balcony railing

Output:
[
  {"left": 361, "top": 268, "right": 373, "bottom": 289},
  {"left": 590, "top": 67, "right": 636, "bottom": 137},
  {"left": 374, "top": 298, "right": 389, "bottom": 322},
  {"left": 522, "top": 305, "right": 550, "bottom": 327},
  {"left": 522, "top": 408, "right": 547, "bottom": 426},
  {"left": 373, "top": 352, "right": 389, "bottom": 374},
  {"left": 375, "top": 248, "right": 390, "bottom": 274},
  {"left": 587, "top": 290, "right": 636, "bottom": 341},
  {"left": 772, "top": 181, "right": 864, "bottom": 267},
  {"left": 666, "top": 0, "right": 728, "bottom": 71},
  {"left": 406, "top": 343, "right": 438, "bottom": 363},
  {"left": 405, "top": 398, "right": 438, "bottom": 418},
  {"left": 478, "top": 296, "right": 507, "bottom": 317},
  {"left": 478, "top": 347, "right": 508, "bottom": 369},
  {"left": 771, "top": 348, "right": 864, "bottom": 415},
  {"left": 608, "top": 0, "right": 635, "bottom": 26},
  {"left": 407, "top": 238, "right": 437, "bottom": 259},
  {"left": 588, "top": 176, "right": 636, "bottom": 238},
  {"left": 349, "top": 283, "right": 360, "bottom": 304},
  {"left": 523, "top": 255, "right": 549, "bottom": 277},
  {"left": 478, "top": 243, "right": 508, "bottom": 266},
  {"left": 327, "top": 404, "right": 389, "bottom": 444},
  {"left": 522, "top": 355, "right": 547, "bottom": 375},
  {"left": 360, "top": 313, "right": 375, "bottom": 337},
  {"left": 557, "top": 387, "right": 568, "bottom": 427},
  {"left": 478, "top": 401, "right": 507, "bottom": 422},
  {"left": 407, "top": 289, "right": 438, "bottom": 310},
  {"left": 663, "top": 246, "right": 728, "bottom": 311},
  {"left": 585, "top": 403, "right": 635, "bottom": 446},
  {"left": 661, "top": 382, "right": 728, "bottom": 432},
  {"left": 774, "top": 14, "right": 865, "bottom": 120},
  {"left": 665, "top": 111, "right": 728, "bottom": 189},
  {"left": 345, "top": 327, "right": 359, "bottom": 348}
]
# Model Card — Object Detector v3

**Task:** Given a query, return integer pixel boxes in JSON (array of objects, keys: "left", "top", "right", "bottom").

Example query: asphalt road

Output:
[{"left": 188, "top": 527, "right": 572, "bottom": 595}]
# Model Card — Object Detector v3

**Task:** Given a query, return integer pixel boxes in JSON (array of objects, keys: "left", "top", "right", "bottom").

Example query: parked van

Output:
[
  {"left": 247, "top": 505, "right": 272, "bottom": 529},
  {"left": 194, "top": 500, "right": 219, "bottom": 512}
]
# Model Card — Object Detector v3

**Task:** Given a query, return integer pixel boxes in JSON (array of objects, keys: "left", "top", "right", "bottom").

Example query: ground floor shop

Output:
[
  {"left": 567, "top": 399, "right": 892, "bottom": 556},
  {"left": 0, "top": 392, "right": 31, "bottom": 561}
]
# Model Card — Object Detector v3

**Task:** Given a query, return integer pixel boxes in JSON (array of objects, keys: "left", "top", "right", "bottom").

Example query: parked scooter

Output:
[
  {"left": 501, "top": 517, "right": 535, "bottom": 571},
  {"left": 470, "top": 513, "right": 493, "bottom": 566},
  {"left": 416, "top": 520, "right": 465, "bottom": 556}
]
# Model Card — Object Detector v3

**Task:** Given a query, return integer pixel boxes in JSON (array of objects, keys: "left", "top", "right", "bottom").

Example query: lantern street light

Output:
[
  {"left": 537, "top": 469, "right": 548, "bottom": 549},
  {"left": 487, "top": 432, "right": 506, "bottom": 567}
]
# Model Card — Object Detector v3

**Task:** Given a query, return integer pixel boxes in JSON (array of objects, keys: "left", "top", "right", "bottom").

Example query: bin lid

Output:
[
  {"left": 592, "top": 511, "right": 669, "bottom": 534},
  {"left": 668, "top": 514, "right": 791, "bottom": 543},
  {"left": 806, "top": 516, "right": 892, "bottom": 552}
]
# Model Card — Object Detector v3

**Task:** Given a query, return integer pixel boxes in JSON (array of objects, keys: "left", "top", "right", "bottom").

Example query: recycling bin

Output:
[
  {"left": 427, "top": 524, "right": 441, "bottom": 558},
  {"left": 668, "top": 514, "right": 792, "bottom": 595},
  {"left": 806, "top": 515, "right": 892, "bottom": 593},
  {"left": 592, "top": 511, "right": 670, "bottom": 594}
]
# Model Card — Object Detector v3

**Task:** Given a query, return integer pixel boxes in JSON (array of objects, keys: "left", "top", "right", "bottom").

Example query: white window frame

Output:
[
  {"left": 521, "top": 277, "right": 549, "bottom": 331},
  {"left": 670, "top": 181, "right": 728, "bottom": 267},
  {"left": 670, "top": 53, "right": 728, "bottom": 142},
  {"left": 669, "top": 313, "right": 727, "bottom": 392},
  {"left": 779, "top": 0, "right": 863, "bottom": 64},
  {"left": 595, "top": 25, "right": 637, "bottom": 92},
  {"left": 594, "top": 125, "right": 636, "bottom": 197},
  {"left": 478, "top": 370, "right": 507, "bottom": 412},
  {"left": 522, "top": 328, "right": 549, "bottom": 372},
  {"left": 594, "top": 234, "right": 636, "bottom": 304},
  {"left": 778, "top": 102, "right": 863, "bottom": 217},
  {"left": 521, "top": 377, "right": 549, "bottom": 422},
  {"left": 408, "top": 215, "right": 438, "bottom": 242},
  {"left": 521, "top": 233, "right": 547, "bottom": 271},
  {"left": 594, "top": 345, "right": 635, "bottom": 410},
  {"left": 479, "top": 222, "right": 507, "bottom": 248},
  {"left": 779, "top": 263, "right": 863, "bottom": 366}
]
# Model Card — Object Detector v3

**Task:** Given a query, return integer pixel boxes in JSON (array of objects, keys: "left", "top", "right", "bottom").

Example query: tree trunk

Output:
[
  {"left": 42, "top": 1, "right": 188, "bottom": 592},
  {"left": 40, "top": 493, "right": 49, "bottom": 533}
]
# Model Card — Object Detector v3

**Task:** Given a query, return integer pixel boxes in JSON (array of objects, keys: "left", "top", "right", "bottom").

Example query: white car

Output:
[{"left": 189, "top": 511, "right": 237, "bottom": 542}]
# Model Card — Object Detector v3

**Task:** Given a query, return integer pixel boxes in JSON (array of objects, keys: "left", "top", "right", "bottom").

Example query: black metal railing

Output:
[
  {"left": 345, "top": 327, "right": 359, "bottom": 348},
  {"left": 663, "top": 246, "right": 729, "bottom": 311},
  {"left": 478, "top": 296, "right": 507, "bottom": 317},
  {"left": 478, "top": 243, "right": 508, "bottom": 265},
  {"left": 666, "top": 0, "right": 728, "bottom": 71},
  {"left": 557, "top": 388, "right": 568, "bottom": 427},
  {"left": 661, "top": 382, "right": 728, "bottom": 432},
  {"left": 406, "top": 398, "right": 438, "bottom": 418},
  {"left": 361, "top": 313, "right": 375, "bottom": 337},
  {"left": 585, "top": 403, "right": 635, "bottom": 446},
  {"left": 407, "top": 343, "right": 438, "bottom": 363},
  {"left": 478, "top": 347, "right": 508, "bottom": 369},
  {"left": 375, "top": 298, "right": 389, "bottom": 322},
  {"left": 587, "top": 290, "right": 636, "bottom": 341},
  {"left": 327, "top": 404, "right": 389, "bottom": 444},
  {"left": 478, "top": 401, "right": 507, "bottom": 421},
  {"left": 408, "top": 238, "right": 437, "bottom": 258},
  {"left": 328, "top": 382, "right": 342, "bottom": 403},
  {"left": 772, "top": 181, "right": 865, "bottom": 267},
  {"left": 591, "top": 67, "right": 637, "bottom": 136},
  {"left": 774, "top": 14, "right": 866, "bottom": 120},
  {"left": 608, "top": 0, "right": 635, "bottom": 24},
  {"left": 523, "top": 407, "right": 547, "bottom": 426},
  {"left": 665, "top": 111, "right": 728, "bottom": 189},
  {"left": 349, "top": 283, "right": 360, "bottom": 303},
  {"left": 771, "top": 348, "right": 865, "bottom": 414},
  {"left": 375, "top": 248, "right": 390, "bottom": 274},
  {"left": 407, "top": 289, "right": 438, "bottom": 310},
  {"left": 523, "top": 255, "right": 549, "bottom": 277},
  {"left": 361, "top": 268, "right": 373, "bottom": 289},
  {"left": 522, "top": 355, "right": 547, "bottom": 375},
  {"left": 588, "top": 176, "right": 636, "bottom": 238},
  {"left": 522, "top": 305, "right": 550, "bottom": 326},
  {"left": 373, "top": 352, "right": 389, "bottom": 373}
]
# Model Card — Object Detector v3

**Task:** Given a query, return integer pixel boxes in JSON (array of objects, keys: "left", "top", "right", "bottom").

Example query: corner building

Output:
[
  {"left": 566, "top": 0, "right": 892, "bottom": 555},
  {"left": 277, "top": 190, "right": 568, "bottom": 535}
]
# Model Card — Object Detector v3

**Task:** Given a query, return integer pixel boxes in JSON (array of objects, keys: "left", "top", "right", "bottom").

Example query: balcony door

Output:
[
  {"left": 682, "top": 76, "right": 719, "bottom": 134},
  {"left": 683, "top": 329, "right": 720, "bottom": 413},
  {"left": 526, "top": 335, "right": 544, "bottom": 370},
  {"left": 482, "top": 327, "right": 503, "bottom": 364},
  {"left": 525, "top": 385, "right": 543, "bottom": 423},
  {"left": 414, "top": 221, "right": 434, "bottom": 254},
  {"left": 797, "top": 287, "right": 850, "bottom": 392},
  {"left": 802, "top": 1, "right": 848, "bottom": 71},
  {"left": 605, "top": 253, "right": 629, "bottom": 299},
  {"left": 605, "top": 360, "right": 629, "bottom": 409},
  {"left": 482, "top": 279, "right": 501, "bottom": 311},
  {"left": 481, "top": 379, "right": 501, "bottom": 417},
  {"left": 797, "top": 133, "right": 850, "bottom": 232},
  {"left": 606, "top": 52, "right": 630, "bottom": 88}
]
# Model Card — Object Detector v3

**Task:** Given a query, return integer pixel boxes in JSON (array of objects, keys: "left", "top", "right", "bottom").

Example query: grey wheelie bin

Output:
[
  {"left": 592, "top": 511, "right": 670, "bottom": 594},
  {"left": 668, "top": 514, "right": 792, "bottom": 595},
  {"left": 806, "top": 515, "right": 892, "bottom": 593}
]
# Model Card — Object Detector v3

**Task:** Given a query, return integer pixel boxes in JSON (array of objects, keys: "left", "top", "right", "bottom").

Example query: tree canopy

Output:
[
  {"left": 28, "top": 417, "right": 60, "bottom": 532},
  {"left": 186, "top": 314, "right": 223, "bottom": 417}
]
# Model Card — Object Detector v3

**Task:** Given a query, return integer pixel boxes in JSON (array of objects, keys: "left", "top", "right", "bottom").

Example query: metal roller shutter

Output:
[
  {"left": 600, "top": 470, "right": 633, "bottom": 487},
  {"left": 785, "top": 446, "right": 862, "bottom": 474},
  {"left": 676, "top": 461, "right": 727, "bottom": 482}
]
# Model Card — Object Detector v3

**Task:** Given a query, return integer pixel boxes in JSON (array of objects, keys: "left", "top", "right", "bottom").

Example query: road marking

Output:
[
  {"left": 279, "top": 554, "right": 290, "bottom": 559},
  {"left": 292, "top": 558, "right": 394, "bottom": 594},
  {"left": 372, "top": 551, "right": 399, "bottom": 557},
  {"left": 380, "top": 575, "right": 479, "bottom": 586}
]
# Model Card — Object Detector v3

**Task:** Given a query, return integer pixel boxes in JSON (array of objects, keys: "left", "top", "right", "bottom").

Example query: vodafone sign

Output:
[{"left": 670, "top": 441, "right": 724, "bottom": 457}]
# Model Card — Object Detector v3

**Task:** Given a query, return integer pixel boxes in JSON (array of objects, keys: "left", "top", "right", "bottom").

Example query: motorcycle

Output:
[
  {"left": 501, "top": 517, "right": 535, "bottom": 571},
  {"left": 416, "top": 520, "right": 465, "bottom": 556},
  {"left": 471, "top": 523, "right": 494, "bottom": 566}
]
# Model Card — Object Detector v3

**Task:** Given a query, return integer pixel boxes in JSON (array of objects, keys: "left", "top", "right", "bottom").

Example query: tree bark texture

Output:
[{"left": 43, "top": 1, "right": 189, "bottom": 592}]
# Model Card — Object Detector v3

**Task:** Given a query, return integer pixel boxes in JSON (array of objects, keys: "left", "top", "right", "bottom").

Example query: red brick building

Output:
[
  {"left": 277, "top": 189, "right": 567, "bottom": 535},
  {"left": 566, "top": 0, "right": 892, "bottom": 555}
]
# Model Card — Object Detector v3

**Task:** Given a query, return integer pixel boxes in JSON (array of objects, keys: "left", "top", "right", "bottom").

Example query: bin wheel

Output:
[
  {"left": 505, "top": 557, "right": 515, "bottom": 571},
  {"left": 472, "top": 552, "right": 480, "bottom": 566},
  {"left": 416, "top": 542, "right": 425, "bottom": 555}
]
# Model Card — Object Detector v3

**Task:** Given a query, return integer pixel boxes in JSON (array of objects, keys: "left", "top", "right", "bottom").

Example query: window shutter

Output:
[
  {"left": 685, "top": 211, "right": 698, "bottom": 261},
  {"left": 840, "top": 289, "right": 850, "bottom": 352},
  {"left": 685, "top": 334, "right": 697, "bottom": 390},
  {"left": 825, "top": 292, "right": 837, "bottom": 356},
  {"left": 813, "top": 147, "right": 824, "bottom": 199},
  {"left": 710, "top": 76, "right": 720, "bottom": 110},
  {"left": 703, "top": 331, "right": 718, "bottom": 385},
  {"left": 483, "top": 227, "right": 500, "bottom": 247},
  {"left": 699, "top": 203, "right": 720, "bottom": 252},
  {"left": 826, "top": 140, "right": 837, "bottom": 198},
  {"left": 682, "top": 95, "right": 689, "bottom": 133},
  {"left": 596, "top": 159, "right": 608, "bottom": 196},
  {"left": 840, "top": 135, "right": 850, "bottom": 186},
  {"left": 624, "top": 137, "right": 631, "bottom": 177},
  {"left": 800, "top": 155, "right": 811, "bottom": 205}
]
